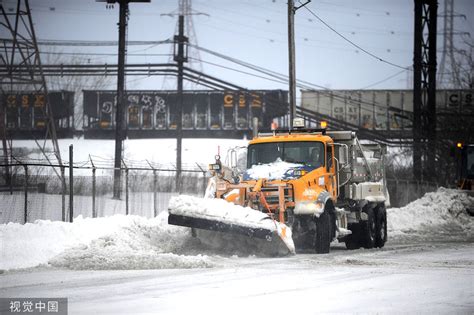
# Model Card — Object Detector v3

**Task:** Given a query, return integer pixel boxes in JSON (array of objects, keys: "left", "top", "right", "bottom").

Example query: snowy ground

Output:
[{"left": 1, "top": 188, "right": 473, "bottom": 314}]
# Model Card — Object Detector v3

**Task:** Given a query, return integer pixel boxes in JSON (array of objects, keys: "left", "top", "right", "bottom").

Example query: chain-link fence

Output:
[
  {"left": 386, "top": 178, "right": 439, "bottom": 208},
  {"left": 0, "top": 161, "right": 208, "bottom": 224}
]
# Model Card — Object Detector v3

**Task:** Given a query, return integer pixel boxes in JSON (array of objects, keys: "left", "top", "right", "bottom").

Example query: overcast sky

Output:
[{"left": 4, "top": 0, "right": 473, "bottom": 95}]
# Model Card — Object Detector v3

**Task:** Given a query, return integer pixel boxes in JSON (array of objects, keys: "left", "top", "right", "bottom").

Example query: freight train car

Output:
[
  {"left": 82, "top": 90, "right": 288, "bottom": 139},
  {"left": 1, "top": 91, "right": 74, "bottom": 139}
]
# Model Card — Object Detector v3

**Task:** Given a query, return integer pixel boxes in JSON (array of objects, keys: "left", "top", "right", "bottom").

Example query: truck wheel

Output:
[
  {"left": 315, "top": 210, "right": 331, "bottom": 254},
  {"left": 345, "top": 224, "right": 360, "bottom": 250},
  {"left": 375, "top": 206, "right": 387, "bottom": 248},
  {"left": 361, "top": 207, "right": 376, "bottom": 249}
]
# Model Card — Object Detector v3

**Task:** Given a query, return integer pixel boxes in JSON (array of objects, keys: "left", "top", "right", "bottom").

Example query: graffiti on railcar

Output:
[{"left": 82, "top": 90, "right": 288, "bottom": 136}]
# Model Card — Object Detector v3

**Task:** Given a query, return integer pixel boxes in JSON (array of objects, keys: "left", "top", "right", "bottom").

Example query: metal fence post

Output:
[
  {"left": 153, "top": 170, "right": 157, "bottom": 217},
  {"left": 92, "top": 166, "right": 97, "bottom": 218},
  {"left": 90, "top": 155, "right": 97, "bottom": 218},
  {"left": 416, "top": 180, "right": 420, "bottom": 200},
  {"left": 147, "top": 160, "right": 158, "bottom": 217},
  {"left": 126, "top": 168, "right": 129, "bottom": 215},
  {"left": 23, "top": 164, "right": 28, "bottom": 224},
  {"left": 69, "top": 145, "right": 73, "bottom": 223},
  {"left": 195, "top": 163, "right": 207, "bottom": 196},
  {"left": 122, "top": 160, "right": 129, "bottom": 215},
  {"left": 61, "top": 166, "right": 66, "bottom": 222},
  {"left": 394, "top": 179, "right": 399, "bottom": 207},
  {"left": 405, "top": 180, "right": 409, "bottom": 205}
]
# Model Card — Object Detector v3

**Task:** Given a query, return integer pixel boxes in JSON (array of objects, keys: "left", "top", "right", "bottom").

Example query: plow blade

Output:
[
  {"left": 168, "top": 195, "right": 295, "bottom": 255},
  {"left": 168, "top": 214, "right": 277, "bottom": 239}
]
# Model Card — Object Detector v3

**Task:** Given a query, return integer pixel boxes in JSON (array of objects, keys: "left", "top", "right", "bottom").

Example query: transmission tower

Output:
[
  {"left": 413, "top": 0, "right": 437, "bottom": 182},
  {"left": 437, "top": 0, "right": 465, "bottom": 88},
  {"left": 0, "top": 0, "right": 63, "bottom": 170},
  {"left": 161, "top": 0, "right": 207, "bottom": 90}
]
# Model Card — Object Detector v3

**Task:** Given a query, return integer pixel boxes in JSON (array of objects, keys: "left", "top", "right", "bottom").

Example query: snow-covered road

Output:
[{"left": 1, "top": 241, "right": 472, "bottom": 314}]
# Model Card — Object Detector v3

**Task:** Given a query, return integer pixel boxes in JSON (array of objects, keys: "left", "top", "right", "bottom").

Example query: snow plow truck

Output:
[{"left": 168, "top": 119, "right": 390, "bottom": 255}]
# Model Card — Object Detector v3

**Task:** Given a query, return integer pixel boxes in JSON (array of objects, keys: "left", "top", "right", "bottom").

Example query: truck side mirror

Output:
[
  {"left": 229, "top": 149, "right": 237, "bottom": 169},
  {"left": 338, "top": 145, "right": 348, "bottom": 165}
]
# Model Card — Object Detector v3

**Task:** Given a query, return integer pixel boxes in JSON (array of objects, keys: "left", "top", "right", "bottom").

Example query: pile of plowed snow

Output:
[
  {"left": 388, "top": 188, "right": 474, "bottom": 241},
  {"left": 0, "top": 213, "right": 212, "bottom": 271}
]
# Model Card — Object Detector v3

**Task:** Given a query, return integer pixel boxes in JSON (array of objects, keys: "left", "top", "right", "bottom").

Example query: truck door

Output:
[{"left": 326, "top": 143, "right": 337, "bottom": 200}]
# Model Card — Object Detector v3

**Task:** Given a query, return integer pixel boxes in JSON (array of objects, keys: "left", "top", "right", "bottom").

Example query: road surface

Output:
[{"left": 1, "top": 240, "right": 472, "bottom": 314}]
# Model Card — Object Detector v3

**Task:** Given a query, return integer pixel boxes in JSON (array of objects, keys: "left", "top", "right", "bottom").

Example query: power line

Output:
[
  {"left": 187, "top": 57, "right": 288, "bottom": 86},
  {"left": 300, "top": 1, "right": 411, "bottom": 71},
  {"left": 40, "top": 51, "right": 172, "bottom": 57},
  {"left": 359, "top": 68, "right": 408, "bottom": 89},
  {"left": 33, "top": 39, "right": 173, "bottom": 46},
  {"left": 190, "top": 44, "right": 408, "bottom": 113}
]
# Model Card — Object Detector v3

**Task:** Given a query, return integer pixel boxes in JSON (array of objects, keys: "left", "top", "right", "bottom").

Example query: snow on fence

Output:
[{"left": 0, "top": 162, "right": 209, "bottom": 224}]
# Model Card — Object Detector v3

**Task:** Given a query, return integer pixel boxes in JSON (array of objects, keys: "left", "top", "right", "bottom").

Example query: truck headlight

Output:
[
  {"left": 293, "top": 169, "right": 307, "bottom": 177},
  {"left": 318, "top": 176, "right": 325, "bottom": 186},
  {"left": 208, "top": 163, "right": 221, "bottom": 171}
]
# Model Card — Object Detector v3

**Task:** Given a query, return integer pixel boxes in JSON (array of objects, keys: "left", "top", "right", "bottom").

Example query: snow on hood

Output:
[
  {"left": 244, "top": 159, "right": 312, "bottom": 180},
  {"left": 388, "top": 188, "right": 474, "bottom": 241},
  {"left": 0, "top": 213, "right": 212, "bottom": 271}
]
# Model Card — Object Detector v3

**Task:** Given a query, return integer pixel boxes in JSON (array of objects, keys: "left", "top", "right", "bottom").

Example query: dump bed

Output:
[{"left": 327, "top": 131, "right": 388, "bottom": 204}]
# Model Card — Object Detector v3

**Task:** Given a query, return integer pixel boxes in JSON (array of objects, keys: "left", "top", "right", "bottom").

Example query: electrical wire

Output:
[
  {"left": 188, "top": 57, "right": 289, "bottom": 86},
  {"left": 300, "top": 1, "right": 411, "bottom": 71},
  {"left": 40, "top": 51, "right": 172, "bottom": 57},
  {"left": 190, "top": 43, "right": 405, "bottom": 112},
  {"left": 359, "top": 68, "right": 408, "bottom": 89},
  {"left": 36, "top": 39, "right": 173, "bottom": 46}
]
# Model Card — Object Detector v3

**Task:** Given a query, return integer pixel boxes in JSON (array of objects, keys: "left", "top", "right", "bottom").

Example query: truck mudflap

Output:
[{"left": 168, "top": 195, "right": 296, "bottom": 255}]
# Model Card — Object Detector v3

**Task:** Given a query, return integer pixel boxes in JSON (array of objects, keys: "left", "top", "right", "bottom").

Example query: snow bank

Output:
[
  {"left": 388, "top": 188, "right": 474, "bottom": 241},
  {"left": 245, "top": 159, "right": 303, "bottom": 180},
  {"left": 0, "top": 213, "right": 213, "bottom": 271}
]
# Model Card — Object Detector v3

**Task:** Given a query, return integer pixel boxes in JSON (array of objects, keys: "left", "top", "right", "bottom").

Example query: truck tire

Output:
[
  {"left": 345, "top": 224, "right": 360, "bottom": 250},
  {"left": 375, "top": 205, "right": 387, "bottom": 248},
  {"left": 361, "top": 207, "right": 376, "bottom": 249},
  {"left": 315, "top": 210, "right": 331, "bottom": 254}
]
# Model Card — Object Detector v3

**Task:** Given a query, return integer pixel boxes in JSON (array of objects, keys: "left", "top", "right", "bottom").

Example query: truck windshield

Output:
[{"left": 247, "top": 141, "right": 324, "bottom": 169}]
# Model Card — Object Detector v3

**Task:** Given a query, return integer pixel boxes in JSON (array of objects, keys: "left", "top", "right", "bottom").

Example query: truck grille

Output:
[{"left": 260, "top": 185, "right": 294, "bottom": 205}]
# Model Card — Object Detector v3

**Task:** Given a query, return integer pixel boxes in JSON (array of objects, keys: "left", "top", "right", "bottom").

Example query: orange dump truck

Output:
[{"left": 169, "top": 121, "right": 389, "bottom": 254}]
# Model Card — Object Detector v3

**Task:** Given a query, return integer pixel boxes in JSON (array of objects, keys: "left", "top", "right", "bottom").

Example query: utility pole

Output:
[
  {"left": 98, "top": 0, "right": 150, "bottom": 199},
  {"left": 287, "top": 0, "right": 310, "bottom": 129},
  {"left": 113, "top": 0, "right": 128, "bottom": 199},
  {"left": 174, "top": 15, "right": 188, "bottom": 192},
  {"left": 161, "top": 0, "right": 208, "bottom": 90},
  {"left": 288, "top": 0, "right": 296, "bottom": 129}
]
